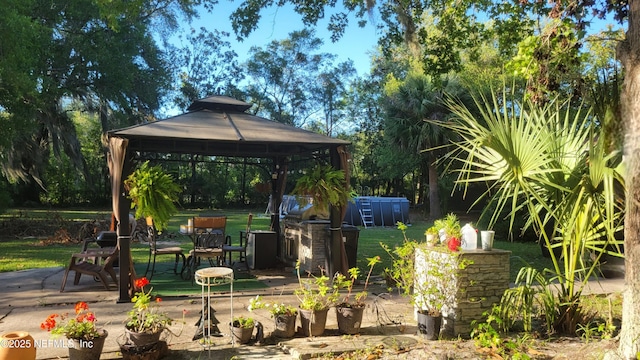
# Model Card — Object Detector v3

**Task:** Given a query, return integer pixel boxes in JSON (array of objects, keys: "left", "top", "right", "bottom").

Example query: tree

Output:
[
  {"left": 443, "top": 89, "right": 625, "bottom": 335},
  {"left": 166, "top": 27, "right": 243, "bottom": 112},
  {"left": 615, "top": 4, "right": 640, "bottom": 355},
  {"left": 243, "top": 29, "right": 335, "bottom": 127},
  {"left": 384, "top": 64, "right": 471, "bottom": 218},
  {"left": 312, "top": 61, "right": 357, "bottom": 136},
  {"left": 343, "top": 75, "right": 386, "bottom": 196},
  {"left": 0, "top": 0, "right": 210, "bottom": 201}
]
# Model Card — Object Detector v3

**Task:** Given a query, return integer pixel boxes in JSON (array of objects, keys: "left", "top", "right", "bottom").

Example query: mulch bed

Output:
[{"left": 0, "top": 214, "right": 110, "bottom": 244}]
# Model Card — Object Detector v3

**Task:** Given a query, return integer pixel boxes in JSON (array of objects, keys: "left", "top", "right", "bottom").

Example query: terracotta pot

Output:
[
  {"left": 0, "top": 331, "right": 36, "bottom": 360},
  {"left": 230, "top": 324, "right": 254, "bottom": 344},
  {"left": 273, "top": 313, "right": 297, "bottom": 338},
  {"left": 336, "top": 305, "right": 365, "bottom": 335},
  {"left": 125, "top": 328, "right": 162, "bottom": 347},
  {"left": 68, "top": 329, "right": 108, "bottom": 360},
  {"left": 298, "top": 308, "right": 329, "bottom": 337}
]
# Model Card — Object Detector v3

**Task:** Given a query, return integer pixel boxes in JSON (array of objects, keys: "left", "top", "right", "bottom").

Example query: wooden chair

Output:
[
  {"left": 183, "top": 216, "right": 228, "bottom": 281},
  {"left": 223, "top": 213, "right": 252, "bottom": 271},
  {"left": 143, "top": 218, "right": 186, "bottom": 280},
  {"left": 60, "top": 246, "right": 119, "bottom": 292}
]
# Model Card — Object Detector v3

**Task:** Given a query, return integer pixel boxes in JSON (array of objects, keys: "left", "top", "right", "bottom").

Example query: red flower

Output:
[
  {"left": 135, "top": 277, "right": 150, "bottom": 290},
  {"left": 41, "top": 303, "right": 100, "bottom": 339},
  {"left": 155, "top": 297, "right": 162, "bottom": 303},
  {"left": 75, "top": 301, "right": 89, "bottom": 314},
  {"left": 40, "top": 314, "right": 58, "bottom": 331},
  {"left": 85, "top": 312, "right": 96, "bottom": 322}
]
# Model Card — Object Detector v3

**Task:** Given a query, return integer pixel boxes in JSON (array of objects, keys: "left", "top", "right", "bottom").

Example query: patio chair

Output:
[
  {"left": 183, "top": 216, "right": 229, "bottom": 280},
  {"left": 222, "top": 213, "right": 252, "bottom": 271},
  {"left": 144, "top": 218, "right": 186, "bottom": 280},
  {"left": 60, "top": 245, "right": 119, "bottom": 292}
]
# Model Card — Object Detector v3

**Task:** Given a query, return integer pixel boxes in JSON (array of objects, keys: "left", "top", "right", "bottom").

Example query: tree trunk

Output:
[
  {"left": 416, "top": 164, "right": 426, "bottom": 208},
  {"left": 427, "top": 154, "right": 441, "bottom": 219},
  {"left": 615, "top": 2, "right": 640, "bottom": 356}
]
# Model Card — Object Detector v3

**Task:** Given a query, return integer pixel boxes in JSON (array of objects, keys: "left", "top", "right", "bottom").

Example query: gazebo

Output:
[{"left": 107, "top": 95, "right": 351, "bottom": 302}]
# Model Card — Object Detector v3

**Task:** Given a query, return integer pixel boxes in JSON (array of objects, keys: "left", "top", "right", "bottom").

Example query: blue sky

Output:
[{"left": 187, "top": 2, "right": 381, "bottom": 75}]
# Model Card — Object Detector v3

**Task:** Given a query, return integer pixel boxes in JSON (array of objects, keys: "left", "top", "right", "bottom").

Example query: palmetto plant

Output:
[{"left": 437, "top": 88, "right": 625, "bottom": 334}]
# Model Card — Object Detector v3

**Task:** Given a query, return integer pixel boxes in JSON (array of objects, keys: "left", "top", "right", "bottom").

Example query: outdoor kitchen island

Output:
[{"left": 281, "top": 217, "right": 331, "bottom": 275}]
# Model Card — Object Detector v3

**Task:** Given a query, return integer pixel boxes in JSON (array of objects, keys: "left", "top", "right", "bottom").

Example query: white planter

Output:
[{"left": 481, "top": 231, "right": 495, "bottom": 251}]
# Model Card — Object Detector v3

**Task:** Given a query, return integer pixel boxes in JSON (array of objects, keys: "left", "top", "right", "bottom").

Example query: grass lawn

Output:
[{"left": 0, "top": 208, "right": 553, "bottom": 282}]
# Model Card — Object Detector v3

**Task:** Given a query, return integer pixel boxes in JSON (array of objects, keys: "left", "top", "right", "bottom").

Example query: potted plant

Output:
[
  {"left": 248, "top": 295, "right": 298, "bottom": 338},
  {"left": 425, "top": 226, "right": 439, "bottom": 246},
  {"left": 230, "top": 316, "right": 255, "bottom": 344},
  {"left": 294, "top": 261, "right": 340, "bottom": 336},
  {"left": 333, "top": 256, "right": 380, "bottom": 334},
  {"left": 291, "top": 164, "right": 353, "bottom": 219},
  {"left": 382, "top": 222, "right": 470, "bottom": 340},
  {"left": 124, "top": 277, "right": 173, "bottom": 347},
  {"left": 40, "top": 301, "right": 108, "bottom": 360},
  {"left": 124, "top": 161, "right": 181, "bottom": 232},
  {"left": 433, "top": 213, "right": 462, "bottom": 251},
  {"left": 380, "top": 222, "right": 418, "bottom": 293},
  {"left": 412, "top": 246, "right": 465, "bottom": 339}
]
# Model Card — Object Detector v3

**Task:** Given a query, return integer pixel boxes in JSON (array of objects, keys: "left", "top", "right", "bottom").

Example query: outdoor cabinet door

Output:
[{"left": 247, "top": 231, "right": 277, "bottom": 269}]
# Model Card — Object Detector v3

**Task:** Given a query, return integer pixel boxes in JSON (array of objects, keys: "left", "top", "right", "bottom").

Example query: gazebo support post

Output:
[
  {"left": 329, "top": 147, "right": 347, "bottom": 276},
  {"left": 270, "top": 157, "right": 286, "bottom": 256},
  {"left": 108, "top": 137, "right": 133, "bottom": 303},
  {"left": 117, "top": 188, "right": 132, "bottom": 303}
]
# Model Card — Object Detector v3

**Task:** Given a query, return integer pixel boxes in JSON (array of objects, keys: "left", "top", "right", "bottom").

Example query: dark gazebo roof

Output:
[{"left": 108, "top": 96, "right": 349, "bottom": 157}]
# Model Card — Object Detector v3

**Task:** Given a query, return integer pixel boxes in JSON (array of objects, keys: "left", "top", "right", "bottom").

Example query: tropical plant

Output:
[
  {"left": 413, "top": 245, "right": 467, "bottom": 316},
  {"left": 334, "top": 256, "right": 381, "bottom": 307},
  {"left": 124, "top": 161, "right": 181, "bottom": 231},
  {"left": 425, "top": 226, "right": 439, "bottom": 246},
  {"left": 439, "top": 88, "right": 625, "bottom": 334},
  {"left": 231, "top": 316, "right": 255, "bottom": 329},
  {"left": 381, "top": 222, "right": 418, "bottom": 293},
  {"left": 433, "top": 213, "right": 462, "bottom": 242},
  {"left": 40, "top": 301, "right": 102, "bottom": 341},
  {"left": 294, "top": 261, "right": 341, "bottom": 310},
  {"left": 383, "top": 68, "right": 470, "bottom": 218},
  {"left": 291, "top": 164, "right": 354, "bottom": 217},
  {"left": 471, "top": 307, "right": 535, "bottom": 360},
  {"left": 496, "top": 266, "right": 558, "bottom": 333},
  {"left": 125, "top": 277, "right": 173, "bottom": 334},
  {"left": 425, "top": 226, "right": 439, "bottom": 236},
  {"left": 248, "top": 295, "right": 298, "bottom": 318}
]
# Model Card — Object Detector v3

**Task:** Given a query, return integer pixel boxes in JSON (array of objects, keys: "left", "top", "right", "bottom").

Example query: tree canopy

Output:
[{"left": 0, "top": 0, "right": 216, "bottom": 195}]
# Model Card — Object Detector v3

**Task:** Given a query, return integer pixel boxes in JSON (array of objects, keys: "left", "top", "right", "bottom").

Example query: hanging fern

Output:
[
  {"left": 124, "top": 161, "right": 180, "bottom": 231},
  {"left": 292, "top": 164, "right": 352, "bottom": 212}
]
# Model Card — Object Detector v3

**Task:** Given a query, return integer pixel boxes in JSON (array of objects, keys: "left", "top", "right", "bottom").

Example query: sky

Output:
[{"left": 186, "top": 2, "right": 382, "bottom": 76}]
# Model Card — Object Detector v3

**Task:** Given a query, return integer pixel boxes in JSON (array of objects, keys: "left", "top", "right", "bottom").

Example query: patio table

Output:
[{"left": 180, "top": 217, "right": 228, "bottom": 281}]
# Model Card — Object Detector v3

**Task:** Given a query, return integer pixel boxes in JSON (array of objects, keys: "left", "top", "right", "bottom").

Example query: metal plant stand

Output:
[{"left": 194, "top": 267, "right": 234, "bottom": 356}]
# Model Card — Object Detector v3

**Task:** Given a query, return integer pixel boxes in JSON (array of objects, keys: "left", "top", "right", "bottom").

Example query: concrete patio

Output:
[{"left": 0, "top": 263, "right": 625, "bottom": 359}]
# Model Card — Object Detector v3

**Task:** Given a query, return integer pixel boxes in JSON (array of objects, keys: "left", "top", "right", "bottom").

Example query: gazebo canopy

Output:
[{"left": 108, "top": 95, "right": 350, "bottom": 157}]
